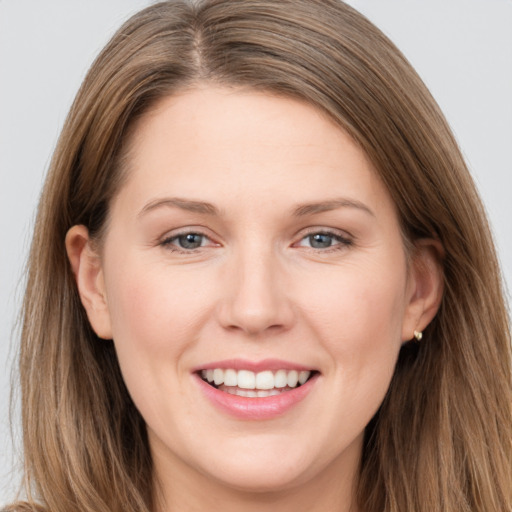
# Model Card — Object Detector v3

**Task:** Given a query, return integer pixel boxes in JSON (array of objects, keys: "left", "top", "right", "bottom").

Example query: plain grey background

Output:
[{"left": 1, "top": 0, "right": 511, "bottom": 501}]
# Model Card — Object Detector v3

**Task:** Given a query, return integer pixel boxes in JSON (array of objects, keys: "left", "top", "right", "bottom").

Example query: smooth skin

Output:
[{"left": 66, "top": 87, "right": 443, "bottom": 512}]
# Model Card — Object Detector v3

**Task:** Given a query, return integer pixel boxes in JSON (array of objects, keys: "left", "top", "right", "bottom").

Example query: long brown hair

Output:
[{"left": 7, "top": 1, "right": 511, "bottom": 510}]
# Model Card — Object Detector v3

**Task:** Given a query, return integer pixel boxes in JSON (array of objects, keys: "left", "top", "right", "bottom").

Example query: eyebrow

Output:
[
  {"left": 138, "top": 196, "right": 374, "bottom": 219},
  {"left": 138, "top": 197, "right": 219, "bottom": 217},
  {"left": 292, "top": 198, "right": 375, "bottom": 217}
]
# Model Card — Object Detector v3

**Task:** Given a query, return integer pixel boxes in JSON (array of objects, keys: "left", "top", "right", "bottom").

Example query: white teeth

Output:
[
  {"left": 298, "top": 371, "right": 310, "bottom": 385},
  {"left": 287, "top": 370, "right": 299, "bottom": 388},
  {"left": 213, "top": 368, "right": 224, "bottom": 386},
  {"left": 224, "top": 387, "right": 283, "bottom": 398},
  {"left": 274, "top": 369, "right": 288, "bottom": 388},
  {"left": 201, "top": 368, "right": 312, "bottom": 390},
  {"left": 224, "top": 368, "right": 237, "bottom": 387},
  {"left": 255, "top": 370, "right": 274, "bottom": 390},
  {"left": 257, "top": 389, "right": 281, "bottom": 397},
  {"left": 237, "top": 370, "right": 256, "bottom": 389}
]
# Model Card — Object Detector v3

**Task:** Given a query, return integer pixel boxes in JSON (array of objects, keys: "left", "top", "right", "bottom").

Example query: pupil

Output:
[
  {"left": 179, "top": 233, "right": 202, "bottom": 249},
  {"left": 309, "top": 233, "right": 332, "bottom": 248}
]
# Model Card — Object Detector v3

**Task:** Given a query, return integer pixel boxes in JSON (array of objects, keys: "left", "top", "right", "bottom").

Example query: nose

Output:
[{"left": 216, "top": 247, "right": 295, "bottom": 336}]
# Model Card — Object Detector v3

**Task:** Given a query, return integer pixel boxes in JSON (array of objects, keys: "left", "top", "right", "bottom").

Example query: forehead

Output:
[{"left": 113, "top": 86, "right": 396, "bottom": 221}]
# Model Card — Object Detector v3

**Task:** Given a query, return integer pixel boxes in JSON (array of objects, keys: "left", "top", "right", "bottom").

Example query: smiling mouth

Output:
[{"left": 199, "top": 368, "right": 316, "bottom": 398}]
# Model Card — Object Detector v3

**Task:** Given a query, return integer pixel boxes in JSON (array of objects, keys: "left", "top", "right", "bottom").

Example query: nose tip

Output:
[
  {"left": 217, "top": 255, "right": 294, "bottom": 336},
  {"left": 225, "top": 302, "right": 287, "bottom": 336}
]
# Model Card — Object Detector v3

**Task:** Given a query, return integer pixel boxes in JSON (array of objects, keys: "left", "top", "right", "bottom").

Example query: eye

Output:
[
  {"left": 295, "top": 231, "right": 352, "bottom": 250},
  {"left": 175, "top": 233, "right": 206, "bottom": 249},
  {"left": 161, "top": 231, "right": 213, "bottom": 251}
]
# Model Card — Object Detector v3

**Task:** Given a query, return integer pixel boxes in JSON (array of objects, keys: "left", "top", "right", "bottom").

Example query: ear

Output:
[
  {"left": 65, "top": 225, "right": 113, "bottom": 339},
  {"left": 401, "top": 238, "right": 444, "bottom": 342}
]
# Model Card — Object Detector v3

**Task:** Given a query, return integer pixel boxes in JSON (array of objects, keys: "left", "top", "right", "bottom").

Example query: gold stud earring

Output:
[{"left": 413, "top": 330, "right": 423, "bottom": 342}]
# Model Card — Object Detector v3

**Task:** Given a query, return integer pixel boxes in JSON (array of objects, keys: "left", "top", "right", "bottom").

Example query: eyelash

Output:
[
  {"left": 159, "top": 228, "right": 353, "bottom": 254},
  {"left": 294, "top": 229, "right": 353, "bottom": 252},
  {"left": 160, "top": 230, "right": 216, "bottom": 253}
]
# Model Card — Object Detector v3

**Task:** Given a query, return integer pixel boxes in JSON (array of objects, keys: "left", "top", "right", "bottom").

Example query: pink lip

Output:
[
  {"left": 194, "top": 372, "right": 319, "bottom": 421},
  {"left": 192, "top": 358, "right": 315, "bottom": 373}
]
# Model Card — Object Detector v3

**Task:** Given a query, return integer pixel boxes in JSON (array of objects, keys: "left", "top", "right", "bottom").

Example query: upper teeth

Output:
[{"left": 201, "top": 369, "right": 311, "bottom": 390}]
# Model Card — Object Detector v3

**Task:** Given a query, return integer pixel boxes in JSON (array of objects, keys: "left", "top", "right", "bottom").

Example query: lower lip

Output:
[{"left": 194, "top": 373, "right": 318, "bottom": 420}]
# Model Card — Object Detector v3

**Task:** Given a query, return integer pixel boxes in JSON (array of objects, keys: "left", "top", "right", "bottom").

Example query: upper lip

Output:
[{"left": 192, "top": 358, "right": 317, "bottom": 373}]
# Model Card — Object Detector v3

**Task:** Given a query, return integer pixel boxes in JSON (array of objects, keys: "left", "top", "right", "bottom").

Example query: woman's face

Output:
[{"left": 73, "top": 87, "right": 434, "bottom": 501}]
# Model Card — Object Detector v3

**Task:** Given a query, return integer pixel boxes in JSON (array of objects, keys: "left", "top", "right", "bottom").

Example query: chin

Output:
[{"left": 204, "top": 459, "right": 313, "bottom": 494}]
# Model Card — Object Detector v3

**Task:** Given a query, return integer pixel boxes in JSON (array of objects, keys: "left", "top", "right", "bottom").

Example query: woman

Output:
[{"left": 5, "top": 0, "right": 511, "bottom": 511}]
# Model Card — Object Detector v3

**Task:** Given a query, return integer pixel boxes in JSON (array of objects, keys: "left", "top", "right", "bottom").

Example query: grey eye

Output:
[
  {"left": 176, "top": 233, "right": 204, "bottom": 249},
  {"left": 308, "top": 233, "right": 336, "bottom": 249}
]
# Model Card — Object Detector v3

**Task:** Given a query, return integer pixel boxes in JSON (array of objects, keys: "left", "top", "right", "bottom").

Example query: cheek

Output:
[
  {"left": 101, "top": 260, "right": 215, "bottom": 420},
  {"left": 307, "top": 271, "right": 406, "bottom": 434},
  {"left": 301, "top": 262, "right": 407, "bottom": 341},
  {"left": 298, "top": 261, "right": 407, "bottom": 393},
  {"left": 104, "top": 258, "right": 214, "bottom": 354}
]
